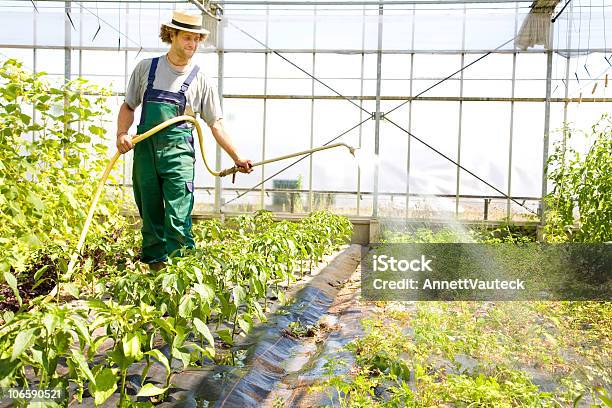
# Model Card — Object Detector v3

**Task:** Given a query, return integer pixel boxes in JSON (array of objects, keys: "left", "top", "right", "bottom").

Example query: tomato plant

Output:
[{"left": 545, "top": 115, "right": 612, "bottom": 243}]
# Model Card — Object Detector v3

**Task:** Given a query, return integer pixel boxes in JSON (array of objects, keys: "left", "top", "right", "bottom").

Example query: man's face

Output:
[{"left": 171, "top": 30, "right": 202, "bottom": 59}]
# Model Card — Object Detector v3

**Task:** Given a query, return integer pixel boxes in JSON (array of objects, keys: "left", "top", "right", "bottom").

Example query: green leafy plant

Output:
[
  {"left": 0, "top": 58, "right": 357, "bottom": 408},
  {"left": 0, "top": 303, "right": 92, "bottom": 405},
  {"left": 0, "top": 57, "right": 125, "bottom": 308},
  {"left": 545, "top": 115, "right": 612, "bottom": 243}
]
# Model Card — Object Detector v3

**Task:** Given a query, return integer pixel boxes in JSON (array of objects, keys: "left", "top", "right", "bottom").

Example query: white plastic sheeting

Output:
[
  {"left": 0, "top": 0, "right": 611, "bottom": 217},
  {"left": 0, "top": 1, "right": 610, "bottom": 52}
]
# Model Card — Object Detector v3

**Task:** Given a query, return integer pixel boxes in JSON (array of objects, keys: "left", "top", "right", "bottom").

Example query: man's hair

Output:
[{"left": 159, "top": 25, "right": 204, "bottom": 44}]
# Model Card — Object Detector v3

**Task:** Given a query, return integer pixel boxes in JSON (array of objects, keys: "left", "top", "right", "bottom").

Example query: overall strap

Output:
[
  {"left": 180, "top": 65, "right": 200, "bottom": 94},
  {"left": 147, "top": 57, "right": 159, "bottom": 89}
]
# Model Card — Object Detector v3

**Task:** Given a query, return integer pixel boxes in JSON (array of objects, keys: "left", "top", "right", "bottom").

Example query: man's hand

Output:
[
  {"left": 234, "top": 158, "right": 253, "bottom": 173},
  {"left": 116, "top": 133, "right": 134, "bottom": 154}
]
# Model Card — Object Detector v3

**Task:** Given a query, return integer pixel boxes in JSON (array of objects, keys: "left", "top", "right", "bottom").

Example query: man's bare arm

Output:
[{"left": 116, "top": 102, "right": 135, "bottom": 154}]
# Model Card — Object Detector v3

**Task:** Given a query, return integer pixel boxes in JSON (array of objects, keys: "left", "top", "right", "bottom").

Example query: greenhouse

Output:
[{"left": 0, "top": 0, "right": 610, "bottom": 406}]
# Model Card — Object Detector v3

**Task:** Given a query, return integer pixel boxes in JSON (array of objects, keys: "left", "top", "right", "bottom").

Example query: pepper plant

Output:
[{"left": 0, "top": 57, "right": 125, "bottom": 306}]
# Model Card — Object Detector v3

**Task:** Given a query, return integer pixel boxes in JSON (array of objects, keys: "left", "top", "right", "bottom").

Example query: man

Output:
[{"left": 116, "top": 10, "right": 252, "bottom": 271}]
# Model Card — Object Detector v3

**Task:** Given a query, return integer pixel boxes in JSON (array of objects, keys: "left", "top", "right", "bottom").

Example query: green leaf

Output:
[
  {"left": 88, "top": 124, "right": 106, "bottom": 137},
  {"left": 136, "top": 383, "right": 168, "bottom": 397},
  {"left": 19, "top": 112, "right": 31, "bottom": 124},
  {"left": 237, "top": 317, "right": 252, "bottom": 334},
  {"left": 91, "top": 367, "right": 118, "bottom": 406},
  {"left": 178, "top": 294, "right": 194, "bottom": 318},
  {"left": 171, "top": 347, "right": 191, "bottom": 370},
  {"left": 217, "top": 328, "right": 233, "bottom": 346},
  {"left": 153, "top": 318, "right": 176, "bottom": 335},
  {"left": 20, "top": 233, "right": 42, "bottom": 247},
  {"left": 34, "top": 265, "right": 50, "bottom": 282},
  {"left": 122, "top": 332, "right": 142, "bottom": 361},
  {"left": 108, "top": 349, "right": 130, "bottom": 371},
  {"left": 26, "top": 191, "right": 45, "bottom": 211},
  {"left": 42, "top": 313, "right": 60, "bottom": 335},
  {"left": 193, "top": 317, "right": 214, "bottom": 347},
  {"left": 193, "top": 283, "right": 214, "bottom": 304},
  {"left": 71, "top": 348, "right": 96, "bottom": 385},
  {"left": 11, "top": 328, "right": 36, "bottom": 361},
  {"left": 3, "top": 271, "right": 22, "bottom": 307},
  {"left": 187, "top": 342, "right": 215, "bottom": 359},
  {"left": 597, "top": 387, "right": 612, "bottom": 408},
  {"left": 3, "top": 311, "right": 15, "bottom": 324},
  {"left": 91, "top": 335, "right": 109, "bottom": 355},
  {"left": 63, "top": 282, "right": 80, "bottom": 299},
  {"left": 193, "top": 266, "right": 203, "bottom": 283},
  {"left": 232, "top": 285, "right": 246, "bottom": 308},
  {"left": 145, "top": 349, "right": 171, "bottom": 376}
]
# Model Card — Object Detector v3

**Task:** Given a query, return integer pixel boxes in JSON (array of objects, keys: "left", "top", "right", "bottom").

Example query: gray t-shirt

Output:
[{"left": 125, "top": 55, "right": 223, "bottom": 126}]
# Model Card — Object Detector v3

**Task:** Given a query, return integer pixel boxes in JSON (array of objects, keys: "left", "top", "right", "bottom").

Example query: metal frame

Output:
[
  {"left": 506, "top": 1, "right": 519, "bottom": 220},
  {"left": 455, "top": 3, "right": 467, "bottom": 217},
  {"left": 357, "top": 4, "right": 367, "bottom": 216},
  {"left": 215, "top": 18, "right": 225, "bottom": 212},
  {"left": 308, "top": 5, "right": 317, "bottom": 212},
  {"left": 260, "top": 5, "right": 270, "bottom": 211},
  {"left": 541, "top": 24, "right": 554, "bottom": 226},
  {"left": 212, "top": 0, "right": 534, "bottom": 5},
  {"left": 219, "top": 95, "right": 611, "bottom": 102},
  {"left": 372, "top": 3, "right": 383, "bottom": 217},
  {"left": 5, "top": 44, "right": 611, "bottom": 55},
  {"left": 6, "top": 0, "right": 611, "bottom": 222},
  {"left": 404, "top": 4, "right": 416, "bottom": 220}
]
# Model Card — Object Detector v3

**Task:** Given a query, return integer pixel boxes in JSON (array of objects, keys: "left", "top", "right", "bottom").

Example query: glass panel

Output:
[
  {"left": 35, "top": 49, "right": 65, "bottom": 75},
  {"left": 0, "top": 3, "right": 34, "bottom": 46},
  {"left": 0, "top": 48, "right": 33, "bottom": 68},
  {"left": 381, "top": 7, "right": 415, "bottom": 51},
  {"left": 267, "top": 52, "right": 313, "bottom": 95},
  {"left": 315, "top": 9, "right": 365, "bottom": 51},
  {"left": 312, "top": 100, "right": 363, "bottom": 194},
  {"left": 257, "top": 99, "right": 311, "bottom": 194},
  {"left": 218, "top": 98, "right": 264, "bottom": 190},
  {"left": 512, "top": 102, "right": 544, "bottom": 198},
  {"left": 413, "top": 8, "right": 464, "bottom": 51},
  {"left": 465, "top": 10, "right": 517, "bottom": 51},
  {"left": 268, "top": 10, "right": 314, "bottom": 50},
  {"left": 223, "top": 52, "right": 265, "bottom": 94},
  {"left": 460, "top": 101, "right": 511, "bottom": 196},
  {"left": 408, "top": 101, "right": 459, "bottom": 197},
  {"left": 515, "top": 53, "right": 547, "bottom": 98},
  {"left": 223, "top": 10, "right": 269, "bottom": 50}
]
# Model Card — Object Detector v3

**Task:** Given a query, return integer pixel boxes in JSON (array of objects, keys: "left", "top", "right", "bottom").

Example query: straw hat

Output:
[{"left": 162, "top": 10, "right": 210, "bottom": 37}]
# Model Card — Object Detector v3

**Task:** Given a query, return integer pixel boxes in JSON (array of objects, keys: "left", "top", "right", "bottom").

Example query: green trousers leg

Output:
[
  {"left": 133, "top": 135, "right": 195, "bottom": 264},
  {"left": 159, "top": 137, "right": 196, "bottom": 257}
]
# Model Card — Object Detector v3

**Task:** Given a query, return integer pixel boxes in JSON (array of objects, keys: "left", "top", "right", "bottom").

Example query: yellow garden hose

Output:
[
  {"left": 60, "top": 115, "right": 356, "bottom": 286},
  {"left": 65, "top": 115, "right": 215, "bottom": 278}
]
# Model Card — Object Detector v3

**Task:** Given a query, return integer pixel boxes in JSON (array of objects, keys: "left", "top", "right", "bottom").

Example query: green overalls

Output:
[{"left": 133, "top": 57, "right": 200, "bottom": 264}]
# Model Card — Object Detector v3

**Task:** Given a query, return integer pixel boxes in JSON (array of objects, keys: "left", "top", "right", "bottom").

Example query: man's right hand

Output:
[{"left": 116, "top": 133, "right": 134, "bottom": 154}]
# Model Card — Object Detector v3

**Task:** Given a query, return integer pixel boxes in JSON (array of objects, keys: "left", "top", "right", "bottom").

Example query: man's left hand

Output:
[{"left": 235, "top": 158, "right": 253, "bottom": 173}]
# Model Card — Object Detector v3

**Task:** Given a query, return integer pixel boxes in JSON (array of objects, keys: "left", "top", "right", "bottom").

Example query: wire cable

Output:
[
  {"left": 224, "top": 28, "right": 539, "bottom": 215},
  {"left": 80, "top": 2, "right": 141, "bottom": 48},
  {"left": 386, "top": 36, "right": 515, "bottom": 116},
  {"left": 227, "top": 20, "right": 371, "bottom": 115},
  {"left": 384, "top": 116, "right": 538, "bottom": 215},
  {"left": 552, "top": 0, "right": 573, "bottom": 22},
  {"left": 225, "top": 117, "right": 371, "bottom": 204}
]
